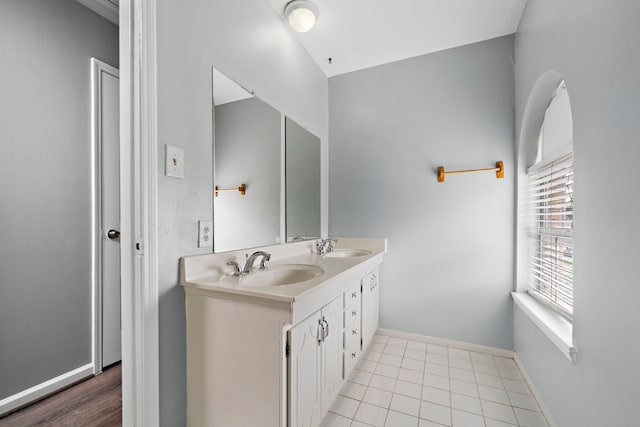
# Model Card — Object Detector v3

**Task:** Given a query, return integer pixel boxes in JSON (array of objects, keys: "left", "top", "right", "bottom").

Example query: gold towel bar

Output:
[
  {"left": 437, "top": 161, "right": 504, "bottom": 183},
  {"left": 214, "top": 183, "right": 246, "bottom": 197}
]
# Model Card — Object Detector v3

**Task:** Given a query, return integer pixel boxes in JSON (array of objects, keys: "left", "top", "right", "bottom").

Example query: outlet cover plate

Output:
[
  {"left": 165, "top": 145, "right": 184, "bottom": 178},
  {"left": 198, "top": 220, "right": 213, "bottom": 248}
]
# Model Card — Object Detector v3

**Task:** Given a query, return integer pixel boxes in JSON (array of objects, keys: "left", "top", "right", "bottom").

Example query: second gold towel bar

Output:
[
  {"left": 214, "top": 183, "right": 246, "bottom": 197},
  {"left": 438, "top": 161, "right": 504, "bottom": 183}
]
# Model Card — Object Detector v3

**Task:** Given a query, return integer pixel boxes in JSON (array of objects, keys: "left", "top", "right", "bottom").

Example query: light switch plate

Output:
[
  {"left": 165, "top": 145, "right": 184, "bottom": 178},
  {"left": 198, "top": 220, "right": 213, "bottom": 248}
]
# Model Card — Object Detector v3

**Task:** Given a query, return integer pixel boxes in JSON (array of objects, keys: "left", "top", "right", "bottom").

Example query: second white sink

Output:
[
  {"left": 240, "top": 264, "right": 324, "bottom": 288},
  {"left": 324, "top": 249, "right": 371, "bottom": 258}
]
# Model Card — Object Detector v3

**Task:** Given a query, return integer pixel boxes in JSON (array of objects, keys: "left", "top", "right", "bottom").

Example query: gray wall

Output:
[
  {"left": 156, "top": 0, "right": 327, "bottom": 424},
  {"left": 286, "top": 117, "right": 321, "bottom": 239},
  {"left": 214, "top": 97, "right": 281, "bottom": 251},
  {"left": 513, "top": 0, "right": 640, "bottom": 425},
  {"left": 329, "top": 36, "right": 515, "bottom": 349},
  {"left": 0, "top": 0, "right": 118, "bottom": 401}
]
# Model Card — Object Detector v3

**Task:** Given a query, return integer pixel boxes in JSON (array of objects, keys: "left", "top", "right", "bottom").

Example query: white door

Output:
[
  {"left": 93, "top": 59, "right": 121, "bottom": 368},
  {"left": 320, "top": 297, "right": 343, "bottom": 414},
  {"left": 289, "top": 311, "right": 322, "bottom": 427}
]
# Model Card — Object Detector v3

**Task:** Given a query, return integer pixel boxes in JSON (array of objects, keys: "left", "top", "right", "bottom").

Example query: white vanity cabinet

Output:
[
  {"left": 361, "top": 268, "right": 380, "bottom": 351},
  {"left": 181, "top": 238, "right": 386, "bottom": 427},
  {"left": 289, "top": 296, "right": 342, "bottom": 427}
]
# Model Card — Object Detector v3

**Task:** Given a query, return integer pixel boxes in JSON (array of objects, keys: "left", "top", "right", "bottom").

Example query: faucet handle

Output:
[
  {"left": 258, "top": 253, "right": 271, "bottom": 270},
  {"left": 226, "top": 261, "right": 242, "bottom": 277},
  {"left": 326, "top": 238, "right": 337, "bottom": 253}
]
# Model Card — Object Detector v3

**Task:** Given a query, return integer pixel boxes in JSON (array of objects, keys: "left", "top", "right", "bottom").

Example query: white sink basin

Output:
[
  {"left": 324, "top": 249, "right": 372, "bottom": 258},
  {"left": 240, "top": 264, "right": 324, "bottom": 288}
]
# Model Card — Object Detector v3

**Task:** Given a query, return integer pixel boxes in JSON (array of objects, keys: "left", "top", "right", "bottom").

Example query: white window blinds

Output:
[{"left": 528, "top": 153, "right": 574, "bottom": 318}]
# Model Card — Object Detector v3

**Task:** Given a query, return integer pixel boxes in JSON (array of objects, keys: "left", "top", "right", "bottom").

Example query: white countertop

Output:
[{"left": 181, "top": 237, "right": 387, "bottom": 304}]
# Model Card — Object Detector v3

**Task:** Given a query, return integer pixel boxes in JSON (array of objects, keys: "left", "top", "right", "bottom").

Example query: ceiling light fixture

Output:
[{"left": 285, "top": 0, "right": 318, "bottom": 33}]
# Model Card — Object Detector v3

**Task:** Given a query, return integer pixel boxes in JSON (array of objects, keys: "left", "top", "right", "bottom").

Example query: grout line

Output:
[
  {"left": 447, "top": 348, "right": 453, "bottom": 427},
  {"left": 418, "top": 350, "right": 425, "bottom": 420},
  {"left": 469, "top": 353, "right": 487, "bottom": 427}
]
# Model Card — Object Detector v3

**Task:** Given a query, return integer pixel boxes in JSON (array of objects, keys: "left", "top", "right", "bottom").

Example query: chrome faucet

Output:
[
  {"left": 243, "top": 251, "right": 271, "bottom": 274},
  {"left": 316, "top": 238, "right": 338, "bottom": 256}
]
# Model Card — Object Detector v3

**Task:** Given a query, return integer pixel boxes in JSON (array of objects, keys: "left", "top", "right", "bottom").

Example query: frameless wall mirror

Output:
[
  {"left": 285, "top": 117, "right": 321, "bottom": 241},
  {"left": 212, "top": 67, "right": 281, "bottom": 252},
  {"left": 212, "top": 67, "right": 322, "bottom": 252}
]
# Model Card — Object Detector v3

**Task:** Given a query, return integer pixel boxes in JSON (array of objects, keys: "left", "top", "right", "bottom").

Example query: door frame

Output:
[
  {"left": 91, "top": 57, "right": 120, "bottom": 375},
  {"left": 120, "top": 0, "right": 160, "bottom": 425}
]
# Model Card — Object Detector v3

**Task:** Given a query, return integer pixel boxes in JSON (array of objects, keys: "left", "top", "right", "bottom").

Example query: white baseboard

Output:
[
  {"left": 0, "top": 363, "right": 94, "bottom": 416},
  {"left": 513, "top": 354, "right": 557, "bottom": 427},
  {"left": 377, "top": 328, "right": 515, "bottom": 358}
]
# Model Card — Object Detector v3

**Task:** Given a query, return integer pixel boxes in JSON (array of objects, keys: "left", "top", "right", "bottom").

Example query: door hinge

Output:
[{"left": 285, "top": 342, "right": 290, "bottom": 358}]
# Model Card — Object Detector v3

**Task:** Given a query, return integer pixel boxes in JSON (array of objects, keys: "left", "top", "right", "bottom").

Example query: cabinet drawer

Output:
[
  {"left": 343, "top": 305, "right": 360, "bottom": 326},
  {"left": 343, "top": 319, "right": 360, "bottom": 349},
  {"left": 343, "top": 341, "right": 361, "bottom": 380},
  {"left": 343, "top": 284, "right": 360, "bottom": 309}
]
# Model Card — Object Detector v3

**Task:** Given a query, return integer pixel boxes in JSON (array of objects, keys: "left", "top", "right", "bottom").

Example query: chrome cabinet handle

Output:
[
  {"left": 352, "top": 292, "right": 357, "bottom": 298},
  {"left": 318, "top": 317, "right": 329, "bottom": 343},
  {"left": 318, "top": 319, "right": 325, "bottom": 344},
  {"left": 352, "top": 329, "right": 357, "bottom": 335},
  {"left": 352, "top": 310, "right": 357, "bottom": 316},
  {"left": 322, "top": 317, "right": 329, "bottom": 339},
  {"left": 351, "top": 352, "right": 357, "bottom": 358},
  {"left": 107, "top": 229, "right": 120, "bottom": 239}
]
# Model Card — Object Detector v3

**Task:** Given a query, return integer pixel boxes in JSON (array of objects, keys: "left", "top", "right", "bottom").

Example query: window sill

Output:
[{"left": 512, "top": 292, "right": 577, "bottom": 364}]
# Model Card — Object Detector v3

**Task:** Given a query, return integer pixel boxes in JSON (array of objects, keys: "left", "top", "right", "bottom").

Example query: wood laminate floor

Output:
[{"left": 0, "top": 364, "right": 121, "bottom": 427}]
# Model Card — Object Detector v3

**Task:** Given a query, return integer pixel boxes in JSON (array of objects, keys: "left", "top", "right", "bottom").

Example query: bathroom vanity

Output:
[{"left": 180, "top": 237, "right": 385, "bottom": 427}]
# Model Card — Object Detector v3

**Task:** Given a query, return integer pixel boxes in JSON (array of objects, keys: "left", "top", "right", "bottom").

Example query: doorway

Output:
[
  {"left": 1, "top": 0, "right": 159, "bottom": 424},
  {"left": 91, "top": 58, "right": 121, "bottom": 372},
  {"left": 0, "top": 0, "right": 122, "bottom": 420}
]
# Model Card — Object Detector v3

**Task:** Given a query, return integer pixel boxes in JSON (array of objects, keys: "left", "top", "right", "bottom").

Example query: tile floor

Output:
[{"left": 321, "top": 334, "right": 549, "bottom": 427}]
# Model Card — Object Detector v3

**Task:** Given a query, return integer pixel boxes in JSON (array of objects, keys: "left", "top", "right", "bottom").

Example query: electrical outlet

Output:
[
  {"left": 198, "top": 220, "right": 213, "bottom": 248},
  {"left": 165, "top": 145, "right": 184, "bottom": 178}
]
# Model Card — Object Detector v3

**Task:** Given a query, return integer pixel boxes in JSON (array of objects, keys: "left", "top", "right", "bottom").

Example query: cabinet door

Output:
[
  {"left": 361, "top": 270, "right": 380, "bottom": 350},
  {"left": 320, "top": 296, "right": 343, "bottom": 413},
  {"left": 289, "top": 311, "right": 323, "bottom": 427}
]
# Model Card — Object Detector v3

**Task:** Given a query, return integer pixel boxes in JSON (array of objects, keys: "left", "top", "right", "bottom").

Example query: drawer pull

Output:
[
  {"left": 352, "top": 292, "right": 357, "bottom": 298},
  {"left": 351, "top": 352, "right": 357, "bottom": 358},
  {"left": 352, "top": 310, "right": 357, "bottom": 316},
  {"left": 352, "top": 329, "right": 357, "bottom": 335}
]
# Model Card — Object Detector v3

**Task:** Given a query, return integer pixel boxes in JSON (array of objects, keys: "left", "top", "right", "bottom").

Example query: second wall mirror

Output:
[{"left": 285, "top": 117, "right": 320, "bottom": 241}]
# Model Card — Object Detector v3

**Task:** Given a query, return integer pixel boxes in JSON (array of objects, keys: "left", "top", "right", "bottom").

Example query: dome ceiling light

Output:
[{"left": 285, "top": 0, "right": 318, "bottom": 33}]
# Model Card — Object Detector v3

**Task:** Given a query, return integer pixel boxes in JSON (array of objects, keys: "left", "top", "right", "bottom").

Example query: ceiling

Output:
[
  {"left": 267, "top": 0, "right": 527, "bottom": 77},
  {"left": 76, "top": 0, "right": 119, "bottom": 24}
]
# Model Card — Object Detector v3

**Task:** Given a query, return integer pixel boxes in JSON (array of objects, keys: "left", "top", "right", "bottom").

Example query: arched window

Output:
[{"left": 527, "top": 81, "right": 574, "bottom": 318}]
